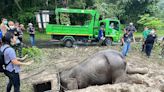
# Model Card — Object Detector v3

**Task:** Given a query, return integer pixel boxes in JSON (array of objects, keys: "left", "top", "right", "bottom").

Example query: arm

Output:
[
  {"left": 12, "top": 59, "right": 33, "bottom": 66},
  {"left": 133, "top": 36, "right": 136, "bottom": 43},
  {"left": 9, "top": 48, "right": 32, "bottom": 66},
  {"left": 122, "top": 35, "right": 125, "bottom": 44}
]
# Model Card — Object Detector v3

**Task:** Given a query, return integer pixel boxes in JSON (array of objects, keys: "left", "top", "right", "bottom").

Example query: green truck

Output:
[{"left": 46, "top": 8, "right": 122, "bottom": 47}]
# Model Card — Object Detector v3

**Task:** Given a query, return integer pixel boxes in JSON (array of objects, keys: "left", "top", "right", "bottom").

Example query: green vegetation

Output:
[
  {"left": 137, "top": 14, "right": 164, "bottom": 29},
  {"left": 22, "top": 47, "right": 43, "bottom": 62},
  {"left": 0, "top": 0, "right": 164, "bottom": 31},
  {"left": 23, "top": 31, "right": 51, "bottom": 42}
]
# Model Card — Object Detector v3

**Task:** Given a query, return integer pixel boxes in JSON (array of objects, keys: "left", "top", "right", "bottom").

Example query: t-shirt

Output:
[
  {"left": 8, "top": 28, "right": 19, "bottom": 36},
  {"left": 125, "top": 25, "right": 136, "bottom": 32},
  {"left": 0, "top": 44, "right": 20, "bottom": 73},
  {"left": 145, "top": 34, "right": 157, "bottom": 45},
  {"left": 27, "top": 27, "right": 35, "bottom": 35},
  {"left": 123, "top": 32, "right": 133, "bottom": 43},
  {"left": 143, "top": 29, "right": 151, "bottom": 40}
]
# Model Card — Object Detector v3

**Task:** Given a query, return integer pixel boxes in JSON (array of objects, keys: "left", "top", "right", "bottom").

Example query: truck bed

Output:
[{"left": 46, "top": 24, "right": 93, "bottom": 36}]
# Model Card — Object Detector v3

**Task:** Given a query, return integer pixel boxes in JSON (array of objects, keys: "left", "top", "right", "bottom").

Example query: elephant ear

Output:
[{"left": 67, "top": 78, "right": 78, "bottom": 90}]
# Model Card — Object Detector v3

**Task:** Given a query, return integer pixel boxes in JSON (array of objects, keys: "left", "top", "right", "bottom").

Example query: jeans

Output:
[
  {"left": 30, "top": 35, "right": 35, "bottom": 46},
  {"left": 145, "top": 43, "right": 153, "bottom": 57},
  {"left": 122, "top": 42, "right": 131, "bottom": 56},
  {"left": 4, "top": 71, "right": 20, "bottom": 92}
]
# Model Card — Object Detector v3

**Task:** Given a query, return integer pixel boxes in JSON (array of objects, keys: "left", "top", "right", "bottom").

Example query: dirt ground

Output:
[{"left": 0, "top": 44, "right": 164, "bottom": 92}]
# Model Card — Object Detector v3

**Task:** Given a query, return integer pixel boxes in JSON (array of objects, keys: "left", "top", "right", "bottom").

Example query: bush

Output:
[
  {"left": 22, "top": 47, "right": 43, "bottom": 62},
  {"left": 137, "top": 14, "right": 164, "bottom": 29}
]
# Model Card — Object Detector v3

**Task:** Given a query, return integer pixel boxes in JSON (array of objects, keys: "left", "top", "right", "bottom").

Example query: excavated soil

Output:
[{"left": 0, "top": 45, "right": 164, "bottom": 92}]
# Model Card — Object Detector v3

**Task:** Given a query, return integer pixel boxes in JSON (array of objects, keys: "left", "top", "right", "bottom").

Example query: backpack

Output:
[{"left": 0, "top": 47, "right": 10, "bottom": 73}]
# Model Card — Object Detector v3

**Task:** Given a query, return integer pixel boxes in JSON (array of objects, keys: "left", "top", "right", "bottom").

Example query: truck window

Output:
[
  {"left": 58, "top": 13, "right": 92, "bottom": 26},
  {"left": 109, "top": 21, "right": 119, "bottom": 31}
]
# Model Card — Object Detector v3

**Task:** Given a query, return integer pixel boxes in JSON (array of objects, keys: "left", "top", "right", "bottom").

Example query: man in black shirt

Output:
[
  {"left": 122, "top": 30, "right": 133, "bottom": 56},
  {"left": 145, "top": 30, "right": 157, "bottom": 58}
]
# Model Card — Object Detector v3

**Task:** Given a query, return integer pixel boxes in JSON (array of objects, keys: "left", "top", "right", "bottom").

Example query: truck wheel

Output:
[
  {"left": 64, "top": 39, "right": 73, "bottom": 47},
  {"left": 105, "top": 38, "right": 112, "bottom": 46}
]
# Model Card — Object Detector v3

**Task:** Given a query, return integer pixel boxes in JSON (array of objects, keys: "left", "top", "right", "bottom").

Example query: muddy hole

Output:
[{"left": 33, "top": 81, "right": 52, "bottom": 92}]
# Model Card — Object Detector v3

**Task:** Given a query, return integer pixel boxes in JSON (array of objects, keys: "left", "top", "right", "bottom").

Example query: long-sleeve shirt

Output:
[
  {"left": 145, "top": 34, "right": 157, "bottom": 45},
  {"left": 98, "top": 29, "right": 104, "bottom": 40}
]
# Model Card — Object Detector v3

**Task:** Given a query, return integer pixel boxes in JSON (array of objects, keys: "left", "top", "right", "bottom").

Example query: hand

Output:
[
  {"left": 24, "top": 54, "right": 28, "bottom": 58},
  {"left": 21, "top": 54, "right": 28, "bottom": 61},
  {"left": 25, "top": 60, "right": 34, "bottom": 65}
]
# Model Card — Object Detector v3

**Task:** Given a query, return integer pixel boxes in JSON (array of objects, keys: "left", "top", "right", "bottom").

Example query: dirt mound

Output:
[
  {"left": 67, "top": 83, "right": 161, "bottom": 92},
  {"left": 0, "top": 46, "right": 164, "bottom": 92}
]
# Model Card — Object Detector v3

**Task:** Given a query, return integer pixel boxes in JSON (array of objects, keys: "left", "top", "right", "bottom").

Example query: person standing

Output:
[
  {"left": 142, "top": 26, "right": 151, "bottom": 52},
  {"left": 15, "top": 22, "right": 23, "bottom": 42},
  {"left": 125, "top": 22, "right": 137, "bottom": 43},
  {"left": 27, "top": 23, "right": 35, "bottom": 46},
  {"left": 8, "top": 21, "right": 18, "bottom": 36},
  {"left": 15, "top": 22, "right": 23, "bottom": 58},
  {"left": 1, "top": 32, "right": 33, "bottom": 92},
  {"left": 0, "top": 18, "right": 9, "bottom": 36},
  {"left": 145, "top": 30, "right": 157, "bottom": 58},
  {"left": 8, "top": 21, "right": 22, "bottom": 58},
  {"left": 122, "top": 30, "right": 133, "bottom": 56},
  {"left": 98, "top": 26, "right": 105, "bottom": 46}
]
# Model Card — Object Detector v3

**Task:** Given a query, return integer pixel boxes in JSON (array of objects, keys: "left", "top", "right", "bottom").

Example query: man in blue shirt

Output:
[
  {"left": 98, "top": 26, "right": 105, "bottom": 46},
  {"left": 1, "top": 32, "right": 33, "bottom": 92}
]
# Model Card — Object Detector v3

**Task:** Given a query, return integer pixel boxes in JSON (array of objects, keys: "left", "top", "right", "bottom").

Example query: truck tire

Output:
[
  {"left": 64, "top": 39, "right": 74, "bottom": 47},
  {"left": 105, "top": 38, "right": 112, "bottom": 46}
]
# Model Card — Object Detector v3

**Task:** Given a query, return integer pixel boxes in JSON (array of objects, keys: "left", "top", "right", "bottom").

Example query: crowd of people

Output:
[
  {"left": 0, "top": 18, "right": 34, "bottom": 92},
  {"left": 98, "top": 22, "right": 158, "bottom": 58}
]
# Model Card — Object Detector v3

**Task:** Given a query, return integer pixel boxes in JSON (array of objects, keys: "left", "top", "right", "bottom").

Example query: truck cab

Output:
[{"left": 98, "top": 19, "right": 122, "bottom": 44}]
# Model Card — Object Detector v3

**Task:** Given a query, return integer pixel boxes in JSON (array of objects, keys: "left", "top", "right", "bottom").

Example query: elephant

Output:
[{"left": 59, "top": 50, "right": 127, "bottom": 91}]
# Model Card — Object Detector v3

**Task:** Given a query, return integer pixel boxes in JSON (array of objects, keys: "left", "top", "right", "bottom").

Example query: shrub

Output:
[{"left": 22, "top": 47, "right": 43, "bottom": 62}]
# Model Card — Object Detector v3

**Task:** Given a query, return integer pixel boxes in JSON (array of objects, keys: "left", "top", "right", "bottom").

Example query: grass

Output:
[{"left": 23, "top": 31, "right": 51, "bottom": 42}]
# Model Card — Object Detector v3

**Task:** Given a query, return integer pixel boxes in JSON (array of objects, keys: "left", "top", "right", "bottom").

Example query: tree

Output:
[
  {"left": 0, "top": 0, "right": 161, "bottom": 29},
  {"left": 137, "top": 14, "right": 164, "bottom": 29}
]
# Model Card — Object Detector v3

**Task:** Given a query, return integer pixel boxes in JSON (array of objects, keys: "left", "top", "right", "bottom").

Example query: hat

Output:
[
  {"left": 28, "top": 23, "right": 33, "bottom": 26},
  {"left": 129, "top": 22, "right": 133, "bottom": 25}
]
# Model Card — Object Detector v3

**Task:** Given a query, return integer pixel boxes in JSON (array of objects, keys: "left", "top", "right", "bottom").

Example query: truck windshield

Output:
[
  {"left": 109, "top": 21, "right": 119, "bottom": 31},
  {"left": 58, "top": 13, "right": 92, "bottom": 26}
]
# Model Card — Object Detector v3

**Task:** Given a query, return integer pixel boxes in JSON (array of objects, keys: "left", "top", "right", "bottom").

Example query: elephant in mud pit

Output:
[{"left": 59, "top": 50, "right": 127, "bottom": 91}]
